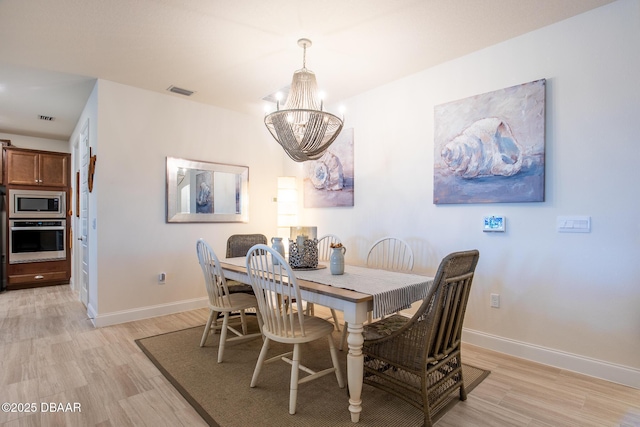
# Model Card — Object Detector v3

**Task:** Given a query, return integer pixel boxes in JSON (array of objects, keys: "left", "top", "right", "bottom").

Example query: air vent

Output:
[
  {"left": 262, "top": 85, "right": 290, "bottom": 104},
  {"left": 167, "top": 85, "right": 195, "bottom": 97},
  {"left": 38, "top": 115, "right": 55, "bottom": 121}
]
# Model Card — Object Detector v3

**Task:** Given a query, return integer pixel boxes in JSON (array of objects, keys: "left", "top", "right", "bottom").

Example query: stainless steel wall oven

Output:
[{"left": 9, "top": 219, "right": 66, "bottom": 264}]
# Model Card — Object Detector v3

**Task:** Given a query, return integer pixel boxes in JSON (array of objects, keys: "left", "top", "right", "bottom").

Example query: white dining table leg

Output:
[{"left": 346, "top": 321, "right": 364, "bottom": 422}]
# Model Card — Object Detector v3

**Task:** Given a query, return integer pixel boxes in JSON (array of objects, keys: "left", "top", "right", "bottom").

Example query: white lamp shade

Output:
[{"left": 277, "top": 176, "right": 298, "bottom": 227}]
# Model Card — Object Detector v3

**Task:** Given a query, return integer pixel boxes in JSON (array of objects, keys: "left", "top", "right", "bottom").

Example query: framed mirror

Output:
[{"left": 166, "top": 157, "right": 249, "bottom": 223}]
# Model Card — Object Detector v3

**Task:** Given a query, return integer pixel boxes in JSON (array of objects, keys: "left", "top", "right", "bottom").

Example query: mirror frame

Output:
[{"left": 166, "top": 156, "right": 249, "bottom": 223}]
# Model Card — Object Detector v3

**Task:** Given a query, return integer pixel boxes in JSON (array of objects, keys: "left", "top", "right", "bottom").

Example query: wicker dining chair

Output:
[
  {"left": 196, "top": 239, "right": 263, "bottom": 363},
  {"left": 227, "top": 233, "right": 268, "bottom": 258},
  {"left": 224, "top": 234, "right": 268, "bottom": 294},
  {"left": 245, "top": 244, "right": 344, "bottom": 415},
  {"left": 361, "top": 249, "right": 480, "bottom": 427}
]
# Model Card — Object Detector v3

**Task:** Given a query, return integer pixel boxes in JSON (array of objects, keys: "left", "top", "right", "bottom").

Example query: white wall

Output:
[
  {"left": 69, "top": 82, "right": 98, "bottom": 313},
  {"left": 84, "top": 79, "right": 283, "bottom": 324},
  {"left": 72, "top": 0, "right": 639, "bottom": 388},
  {"left": 0, "top": 132, "right": 70, "bottom": 153},
  {"left": 297, "top": 0, "right": 640, "bottom": 387}
]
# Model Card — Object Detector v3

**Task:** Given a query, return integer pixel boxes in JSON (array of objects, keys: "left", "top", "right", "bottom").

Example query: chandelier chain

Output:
[{"left": 302, "top": 43, "right": 307, "bottom": 69}]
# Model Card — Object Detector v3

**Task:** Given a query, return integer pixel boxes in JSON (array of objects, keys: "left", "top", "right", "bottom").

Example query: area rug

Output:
[{"left": 136, "top": 320, "right": 489, "bottom": 427}]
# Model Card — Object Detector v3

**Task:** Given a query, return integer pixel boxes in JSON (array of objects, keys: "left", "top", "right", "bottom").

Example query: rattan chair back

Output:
[{"left": 226, "top": 234, "right": 267, "bottom": 258}]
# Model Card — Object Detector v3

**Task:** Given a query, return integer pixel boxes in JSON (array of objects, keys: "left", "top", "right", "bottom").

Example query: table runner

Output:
[{"left": 223, "top": 258, "right": 433, "bottom": 318}]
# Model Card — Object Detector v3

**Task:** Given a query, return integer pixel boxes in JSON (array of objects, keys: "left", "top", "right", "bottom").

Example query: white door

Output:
[{"left": 79, "top": 120, "right": 90, "bottom": 307}]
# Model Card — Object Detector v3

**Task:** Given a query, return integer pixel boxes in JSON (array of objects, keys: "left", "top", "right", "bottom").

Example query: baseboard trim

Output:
[
  {"left": 91, "top": 297, "right": 209, "bottom": 328},
  {"left": 462, "top": 328, "right": 640, "bottom": 389},
  {"left": 87, "top": 303, "right": 98, "bottom": 326}
]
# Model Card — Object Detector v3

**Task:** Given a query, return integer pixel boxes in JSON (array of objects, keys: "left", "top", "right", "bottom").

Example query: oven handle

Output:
[{"left": 10, "top": 226, "right": 66, "bottom": 231}]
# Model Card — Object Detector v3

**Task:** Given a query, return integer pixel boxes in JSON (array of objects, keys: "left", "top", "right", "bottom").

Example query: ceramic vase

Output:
[
  {"left": 271, "top": 237, "right": 285, "bottom": 265},
  {"left": 330, "top": 246, "right": 346, "bottom": 275}
]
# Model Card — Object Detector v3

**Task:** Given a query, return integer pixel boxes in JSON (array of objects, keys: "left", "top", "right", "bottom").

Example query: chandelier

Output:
[{"left": 264, "top": 39, "right": 344, "bottom": 162}]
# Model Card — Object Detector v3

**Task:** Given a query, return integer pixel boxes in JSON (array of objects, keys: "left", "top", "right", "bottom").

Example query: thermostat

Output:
[{"left": 483, "top": 216, "right": 505, "bottom": 232}]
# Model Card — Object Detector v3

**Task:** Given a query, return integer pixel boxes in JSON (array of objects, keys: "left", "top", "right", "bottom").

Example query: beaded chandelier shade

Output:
[{"left": 265, "top": 39, "right": 344, "bottom": 162}]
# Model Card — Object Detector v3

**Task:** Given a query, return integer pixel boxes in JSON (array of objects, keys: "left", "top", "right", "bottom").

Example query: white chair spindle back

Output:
[{"left": 246, "top": 244, "right": 306, "bottom": 339}]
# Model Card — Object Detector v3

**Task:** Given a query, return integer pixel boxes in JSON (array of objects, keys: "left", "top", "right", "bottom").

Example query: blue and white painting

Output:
[
  {"left": 433, "top": 79, "right": 545, "bottom": 204},
  {"left": 304, "top": 128, "right": 354, "bottom": 208}
]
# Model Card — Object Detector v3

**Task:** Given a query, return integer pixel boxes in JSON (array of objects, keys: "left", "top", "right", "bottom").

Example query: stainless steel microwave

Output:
[{"left": 8, "top": 189, "right": 66, "bottom": 219}]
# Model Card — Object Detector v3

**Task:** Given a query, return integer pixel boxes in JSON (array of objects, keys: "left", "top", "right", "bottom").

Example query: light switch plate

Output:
[
  {"left": 557, "top": 216, "right": 591, "bottom": 233},
  {"left": 483, "top": 216, "right": 505, "bottom": 232}
]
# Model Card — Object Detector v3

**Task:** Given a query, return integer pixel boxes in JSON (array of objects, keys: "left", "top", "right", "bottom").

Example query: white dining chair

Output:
[
  {"left": 340, "top": 236, "right": 415, "bottom": 350},
  {"left": 245, "top": 244, "right": 344, "bottom": 415},
  {"left": 196, "top": 238, "right": 262, "bottom": 363},
  {"left": 314, "top": 234, "right": 342, "bottom": 330},
  {"left": 317, "top": 234, "right": 341, "bottom": 261},
  {"left": 366, "top": 236, "right": 414, "bottom": 271}
]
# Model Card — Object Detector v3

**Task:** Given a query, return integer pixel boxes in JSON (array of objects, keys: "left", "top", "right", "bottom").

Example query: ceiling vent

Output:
[
  {"left": 167, "top": 85, "right": 195, "bottom": 96},
  {"left": 262, "top": 85, "right": 290, "bottom": 104},
  {"left": 38, "top": 115, "right": 55, "bottom": 121}
]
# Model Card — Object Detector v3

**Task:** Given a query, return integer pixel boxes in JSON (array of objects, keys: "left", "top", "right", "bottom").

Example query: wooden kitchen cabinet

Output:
[
  {"left": 6, "top": 259, "right": 70, "bottom": 290},
  {"left": 2, "top": 147, "right": 72, "bottom": 290},
  {"left": 5, "top": 147, "right": 69, "bottom": 187}
]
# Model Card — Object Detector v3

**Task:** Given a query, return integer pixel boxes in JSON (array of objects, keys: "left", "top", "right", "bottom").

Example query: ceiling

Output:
[{"left": 0, "top": 0, "right": 615, "bottom": 142}]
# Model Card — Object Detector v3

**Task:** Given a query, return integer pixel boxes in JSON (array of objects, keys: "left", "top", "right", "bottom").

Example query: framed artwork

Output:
[
  {"left": 166, "top": 157, "right": 248, "bottom": 223},
  {"left": 195, "top": 171, "right": 213, "bottom": 214},
  {"left": 303, "top": 128, "right": 354, "bottom": 208},
  {"left": 433, "top": 79, "right": 546, "bottom": 204}
]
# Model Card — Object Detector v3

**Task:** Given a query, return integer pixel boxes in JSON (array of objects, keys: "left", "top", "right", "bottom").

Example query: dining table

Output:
[{"left": 219, "top": 257, "right": 434, "bottom": 423}]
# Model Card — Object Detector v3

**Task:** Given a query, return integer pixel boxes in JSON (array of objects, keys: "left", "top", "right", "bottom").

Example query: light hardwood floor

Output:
[{"left": 1, "top": 285, "right": 638, "bottom": 426}]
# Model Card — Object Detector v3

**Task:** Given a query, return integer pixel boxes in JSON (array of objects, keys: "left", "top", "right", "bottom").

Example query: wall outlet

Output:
[
  {"left": 490, "top": 293, "right": 500, "bottom": 308},
  {"left": 158, "top": 272, "right": 166, "bottom": 283}
]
